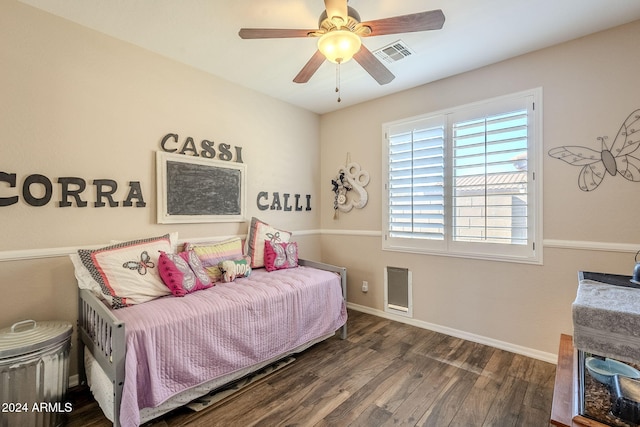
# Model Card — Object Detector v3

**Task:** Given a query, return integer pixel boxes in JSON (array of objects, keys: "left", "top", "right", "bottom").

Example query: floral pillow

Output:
[
  {"left": 158, "top": 250, "right": 213, "bottom": 296},
  {"left": 245, "top": 217, "right": 292, "bottom": 268},
  {"left": 76, "top": 234, "right": 174, "bottom": 308},
  {"left": 264, "top": 241, "right": 299, "bottom": 272}
]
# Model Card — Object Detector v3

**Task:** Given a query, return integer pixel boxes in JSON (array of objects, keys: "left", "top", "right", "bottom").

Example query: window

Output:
[{"left": 382, "top": 89, "right": 542, "bottom": 264}]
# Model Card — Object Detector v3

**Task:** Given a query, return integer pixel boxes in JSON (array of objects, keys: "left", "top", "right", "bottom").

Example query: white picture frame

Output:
[{"left": 156, "top": 151, "right": 246, "bottom": 224}]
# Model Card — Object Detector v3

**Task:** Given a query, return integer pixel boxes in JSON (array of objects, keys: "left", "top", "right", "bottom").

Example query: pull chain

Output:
[{"left": 335, "top": 61, "right": 341, "bottom": 103}]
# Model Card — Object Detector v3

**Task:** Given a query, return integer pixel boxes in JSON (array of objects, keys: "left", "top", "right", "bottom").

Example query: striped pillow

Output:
[{"left": 186, "top": 237, "right": 244, "bottom": 282}]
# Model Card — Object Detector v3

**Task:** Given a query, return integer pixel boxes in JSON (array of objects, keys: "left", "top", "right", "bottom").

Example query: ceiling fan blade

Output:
[
  {"left": 360, "top": 9, "right": 445, "bottom": 36},
  {"left": 239, "top": 28, "right": 315, "bottom": 39},
  {"left": 293, "top": 50, "right": 326, "bottom": 83},
  {"left": 324, "top": 0, "right": 349, "bottom": 25},
  {"left": 353, "top": 45, "right": 395, "bottom": 85}
]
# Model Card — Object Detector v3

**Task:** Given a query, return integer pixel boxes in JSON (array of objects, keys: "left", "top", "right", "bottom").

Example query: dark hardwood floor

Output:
[{"left": 65, "top": 310, "right": 556, "bottom": 427}]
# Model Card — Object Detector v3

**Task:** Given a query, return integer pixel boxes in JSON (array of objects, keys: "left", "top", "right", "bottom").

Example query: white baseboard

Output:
[{"left": 347, "top": 302, "right": 557, "bottom": 364}]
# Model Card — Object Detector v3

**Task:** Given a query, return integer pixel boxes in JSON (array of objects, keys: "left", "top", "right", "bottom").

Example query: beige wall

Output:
[
  {"left": 0, "top": 1, "right": 321, "bottom": 375},
  {"left": 3, "top": 0, "right": 640, "bottom": 377},
  {"left": 320, "top": 20, "right": 640, "bottom": 360}
]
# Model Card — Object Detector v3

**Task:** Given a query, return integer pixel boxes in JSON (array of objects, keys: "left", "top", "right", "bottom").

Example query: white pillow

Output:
[
  {"left": 75, "top": 233, "right": 177, "bottom": 308},
  {"left": 244, "top": 217, "right": 292, "bottom": 268}
]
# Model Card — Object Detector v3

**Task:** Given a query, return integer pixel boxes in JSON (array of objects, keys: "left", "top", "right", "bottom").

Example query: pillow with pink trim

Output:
[
  {"left": 245, "top": 217, "right": 292, "bottom": 268},
  {"left": 77, "top": 234, "right": 174, "bottom": 308},
  {"left": 264, "top": 241, "right": 299, "bottom": 272},
  {"left": 158, "top": 250, "right": 213, "bottom": 296}
]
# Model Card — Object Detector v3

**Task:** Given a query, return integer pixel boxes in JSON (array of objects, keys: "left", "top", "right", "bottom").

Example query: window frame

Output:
[{"left": 382, "top": 88, "right": 543, "bottom": 264}]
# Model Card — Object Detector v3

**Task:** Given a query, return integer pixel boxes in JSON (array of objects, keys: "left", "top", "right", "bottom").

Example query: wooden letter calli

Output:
[{"left": 257, "top": 192, "right": 311, "bottom": 212}]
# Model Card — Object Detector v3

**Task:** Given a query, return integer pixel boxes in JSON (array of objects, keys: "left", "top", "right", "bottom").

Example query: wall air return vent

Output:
[
  {"left": 373, "top": 40, "right": 415, "bottom": 64},
  {"left": 384, "top": 266, "right": 412, "bottom": 318}
]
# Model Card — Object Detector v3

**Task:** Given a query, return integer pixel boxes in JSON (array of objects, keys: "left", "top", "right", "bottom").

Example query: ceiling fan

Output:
[{"left": 239, "top": 0, "right": 445, "bottom": 86}]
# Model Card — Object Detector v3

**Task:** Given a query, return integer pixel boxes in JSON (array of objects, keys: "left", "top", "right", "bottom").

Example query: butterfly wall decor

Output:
[{"left": 548, "top": 109, "right": 640, "bottom": 191}]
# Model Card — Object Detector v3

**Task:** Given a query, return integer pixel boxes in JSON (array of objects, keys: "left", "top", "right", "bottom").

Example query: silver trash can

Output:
[{"left": 0, "top": 320, "right": 72, "bottom": 427}]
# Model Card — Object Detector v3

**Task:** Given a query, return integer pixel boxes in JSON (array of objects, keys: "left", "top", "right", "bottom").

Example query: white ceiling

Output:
[{"left": 17, "top": 0, "right": 640, "bottom": 114}]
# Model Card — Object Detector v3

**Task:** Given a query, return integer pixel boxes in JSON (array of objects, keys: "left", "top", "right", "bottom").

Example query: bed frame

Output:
[{"left": 77, "top": 259, "right": 347, "bottom": 427}]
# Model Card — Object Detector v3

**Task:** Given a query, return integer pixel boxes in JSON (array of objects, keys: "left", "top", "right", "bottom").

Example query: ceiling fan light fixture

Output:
[{"left": 317, "top": 30, "right": 361, "bottom": 64}]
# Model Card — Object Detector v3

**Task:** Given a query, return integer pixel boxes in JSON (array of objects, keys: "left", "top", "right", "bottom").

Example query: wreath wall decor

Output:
[{"left": 331, "top": 155, "right": 370, "bottom": 219}]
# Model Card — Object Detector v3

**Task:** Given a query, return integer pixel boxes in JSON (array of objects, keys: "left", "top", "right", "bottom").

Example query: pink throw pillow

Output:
[
  {"left": 245, "top": 217, "right": 292, "bottom": 268},
  {"left": 264, "top": 241, "right": 298, "bottom": 272},
  {"left": 158, "top": 250, "right": 213, "bottom": 296}
]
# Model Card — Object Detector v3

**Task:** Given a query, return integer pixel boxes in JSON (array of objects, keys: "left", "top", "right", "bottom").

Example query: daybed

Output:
[{"left": 72, "top": 221, "right": 347, "bottom": 427}]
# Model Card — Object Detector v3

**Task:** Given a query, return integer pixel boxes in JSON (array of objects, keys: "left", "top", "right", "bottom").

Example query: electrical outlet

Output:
[{"left": 362, "top": 280, "right": 368, "bottom": 293}]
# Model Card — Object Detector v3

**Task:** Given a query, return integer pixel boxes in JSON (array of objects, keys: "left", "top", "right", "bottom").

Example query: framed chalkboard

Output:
[{"left": 156, "top": 151, "right": 246, "bottom": 223}]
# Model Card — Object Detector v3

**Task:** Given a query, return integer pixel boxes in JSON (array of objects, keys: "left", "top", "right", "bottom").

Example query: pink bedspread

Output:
[{"left": 112, "top": 266, "right": 347, "bottom": 427}]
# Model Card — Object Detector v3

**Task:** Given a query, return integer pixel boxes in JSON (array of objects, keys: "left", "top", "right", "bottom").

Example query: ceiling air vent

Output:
[{"left": 373, "top": 40, "right": 415, "bottom": 64}]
